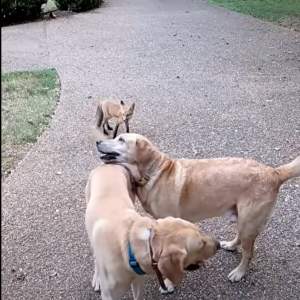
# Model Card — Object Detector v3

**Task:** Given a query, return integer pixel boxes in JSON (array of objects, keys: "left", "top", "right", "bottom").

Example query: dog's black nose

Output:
[{"left": 215, "top": 240, "right": 221, "bottom": 250}]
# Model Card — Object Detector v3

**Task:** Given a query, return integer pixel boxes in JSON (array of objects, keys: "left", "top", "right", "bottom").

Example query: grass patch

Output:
[
  {"left": 1, "top": 69, "right": 59, "bottom": 178},
  {"left": 204, "top": 0, "right": 300, "bottom": 30}
]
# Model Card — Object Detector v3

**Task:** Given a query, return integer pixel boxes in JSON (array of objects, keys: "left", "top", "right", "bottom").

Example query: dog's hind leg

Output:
[
  {"left": 99, "top": 268, "right": 131, "bottom": 300},
  {"left": 228, "top": 235, "right": 255, "bottom": 282},
  {"left": 131, "top": 276, "right": 145, "bottom": 300},
  {"left": 227, "top": 198, "right": 276, "bottom": 282},
  {"left": 221, "top": 206, "right": 240, "bottom": 251},
  {"left": 101, "top": 282, "right": 131, "bottom": 300},
  {"left": 220, "top": 232, "right": 241, "bottom": 251}
]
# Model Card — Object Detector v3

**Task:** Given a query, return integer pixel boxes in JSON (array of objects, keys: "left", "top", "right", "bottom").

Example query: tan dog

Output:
[
  {"left": 85, "top": 164, "right": 219, "bottom": 300},
  {"left": 95, "top": 133, "right": 300, "bottom": 282}
]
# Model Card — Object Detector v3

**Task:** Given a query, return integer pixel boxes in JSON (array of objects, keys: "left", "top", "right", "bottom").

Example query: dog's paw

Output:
[
  {"left": 92, "top": 282, "right": 101, "bottom": 292},
  {"left": 230, "top": 214, "right": 238, "bottom": 223},
  {"left": 92, "top": 274, "right": 101, "bottom": 292},
  {"left": 92, "top": 281, "right": 101, "bottom": 292},
  {"left": 228, "top": 268, "right": 245, "bottom": 282},
  {"left": 220, "top": 241, "right": 237, "bottom": 251},
  {"left": 159, "top": 285, "right": 174, "bottom": 294},
  {"left": 159, "top": 279, "right": 175, "bottom": 294}
]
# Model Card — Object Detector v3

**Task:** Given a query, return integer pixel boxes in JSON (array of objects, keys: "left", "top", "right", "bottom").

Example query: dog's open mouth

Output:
[
  {"left": 185, "top": 261, "right": 205, "bottom": 272},
  {"left": 185, "top": 264, "right": 200, "bottom": 272},
  {"left": 99, "top": 151, "right": 119, "bottom": 161}
]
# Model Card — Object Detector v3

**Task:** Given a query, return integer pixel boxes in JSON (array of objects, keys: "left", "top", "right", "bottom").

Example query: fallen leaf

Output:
[
  {"left": 17, "top": 273, "right": 26, "bottom": 281},
  {"left": 49, "top": 271, "right": 57, "bottom": 278}
]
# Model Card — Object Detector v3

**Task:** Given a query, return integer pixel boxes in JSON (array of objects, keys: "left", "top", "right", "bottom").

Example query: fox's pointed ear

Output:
[
  {"left": 120, "top": 100, "right": 125, "bottom": 106},
  {"left": 129, "top": 103, "right": 135, "bottom": 111}
]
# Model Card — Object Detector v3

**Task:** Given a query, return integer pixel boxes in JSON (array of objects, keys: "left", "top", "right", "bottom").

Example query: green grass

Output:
[
  {"left": 1, "top": 69, "right": 59, "bottom": 177},
  {"left": 204, "top": 0, "right": 300, "bottom": 30}
]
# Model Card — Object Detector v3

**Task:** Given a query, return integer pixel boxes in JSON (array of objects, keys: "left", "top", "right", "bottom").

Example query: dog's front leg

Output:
[
  {"left": 131, "top": 276, "right": 145, "bottom": 300},
  {"left": 92, "top": 258, "right": 101, "bottom": 292},
  {"left": 159, "top": 278, "right": 175, "bottom": 294}
]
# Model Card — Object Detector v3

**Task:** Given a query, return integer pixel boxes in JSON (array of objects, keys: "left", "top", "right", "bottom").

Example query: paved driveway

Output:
[{"left": 2, "top": 0, "right": 300, "bottom": 299}]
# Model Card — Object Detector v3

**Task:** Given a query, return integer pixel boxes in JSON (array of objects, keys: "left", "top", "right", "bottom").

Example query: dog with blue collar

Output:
[
  {"left": 86, "top": 164, "right": 220, "bottom": 300},
  {"left": 127, "top": 228, "right": 168, "bottom": 291}
]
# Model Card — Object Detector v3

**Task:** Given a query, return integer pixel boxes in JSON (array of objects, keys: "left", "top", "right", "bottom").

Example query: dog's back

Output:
[
  {"left": 85, "top": 164, "right": 135, "bottom": 236},
  {"left": 85, "top": 164, "right": 139, "bottom": 293}
]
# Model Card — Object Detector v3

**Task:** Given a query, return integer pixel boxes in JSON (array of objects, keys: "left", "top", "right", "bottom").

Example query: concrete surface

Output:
[{"left": 1, "top": 0, "right": 300, "bottom": 299}]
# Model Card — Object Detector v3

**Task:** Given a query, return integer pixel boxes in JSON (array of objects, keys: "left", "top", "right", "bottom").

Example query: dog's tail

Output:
[
  {"left": 95, "top": 103, "right": 104, "bottom": 128},
  {"left": 275, "top": 156, "right": 300, "bottom": 184},
  {"left": 91, "top": 126, "right": 108, "bottom": 142}
]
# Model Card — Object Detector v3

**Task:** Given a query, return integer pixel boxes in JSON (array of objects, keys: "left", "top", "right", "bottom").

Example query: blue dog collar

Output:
[{"left": 128, "top": 243, "right": 145, "bottom": 275}]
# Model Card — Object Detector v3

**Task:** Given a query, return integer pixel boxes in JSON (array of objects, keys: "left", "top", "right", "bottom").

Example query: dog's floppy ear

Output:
[
  {"left": 158, "top": 246, "right": 187, "bottom": 286},
  {"left": 129, "top": 102, "right": 135, "bottom": 112},
  {"left": 135, "top": 138, "right": 154, "bottom": 167},
  {"left": 186, "top": 235, "right": 205, "bottom": 252}
]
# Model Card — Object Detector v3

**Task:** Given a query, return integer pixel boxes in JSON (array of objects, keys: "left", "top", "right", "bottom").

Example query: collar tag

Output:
[
  {"left": 138, "top": 177, "right": 148, "bottom": 186},
  {"left": 138, "top": 174, "right": 150, "bottom": 186}
]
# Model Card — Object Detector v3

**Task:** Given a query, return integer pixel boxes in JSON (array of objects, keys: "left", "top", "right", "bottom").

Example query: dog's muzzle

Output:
[{"left": 96, "top": 141, "right": 119, "bottom": 161}]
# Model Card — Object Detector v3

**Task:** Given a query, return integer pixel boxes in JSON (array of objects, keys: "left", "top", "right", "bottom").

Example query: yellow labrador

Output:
[
  {"left": 85, "top": 164, "right": 219, "bottom": 300},
  {"left": 95, "top": 133, "right": 300, "bottom": 282}
]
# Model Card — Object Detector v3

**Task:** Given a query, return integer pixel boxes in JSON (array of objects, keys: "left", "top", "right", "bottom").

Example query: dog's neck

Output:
[
  {"left": 136, "top": 153, "right": 170, "bottom": 187},
  {"left": 128, "top": 218, "right": 168, "bottom": 290},
  {"left": 129, "top": 218, "right": 158, "bottom": 273}
]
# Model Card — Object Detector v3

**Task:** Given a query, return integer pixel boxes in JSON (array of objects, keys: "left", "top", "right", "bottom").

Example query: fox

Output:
[{"left": 95, "top": 100, "right": 135, "bottom": 139}]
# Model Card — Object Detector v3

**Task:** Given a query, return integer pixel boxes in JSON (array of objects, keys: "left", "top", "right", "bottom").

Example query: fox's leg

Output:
[
  {"left": 104, "top": 120, "right": 113, "bottom": 131},
  {"left": 113, "top": 122, "right": 120, "bottom": 139},
  {"left": 103, "top": 119, "right": 109, "bottom": 136},
  {"left": 125, "top": 120, "right": 129, "bottom": 133},
  {"left": 106, "top": 122, "right": 113, "bottom": 131}
]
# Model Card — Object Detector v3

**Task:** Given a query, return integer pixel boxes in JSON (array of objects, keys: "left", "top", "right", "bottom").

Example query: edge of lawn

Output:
[
  {"left": 203, "top": 0, "right": 300, "bottom": 32},
  {"left": 1, "top": 68, "right": 61, "bottom": 180}
]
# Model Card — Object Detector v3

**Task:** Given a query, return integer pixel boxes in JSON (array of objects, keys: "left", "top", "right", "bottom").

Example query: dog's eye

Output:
[{"left": 119, "top": 137, "right": 125, "bottom": 142}]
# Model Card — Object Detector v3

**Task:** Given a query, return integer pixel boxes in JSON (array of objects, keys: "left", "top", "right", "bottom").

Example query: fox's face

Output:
[{"left": 120, "top": 101, "right": 135, "bottom": 122}]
